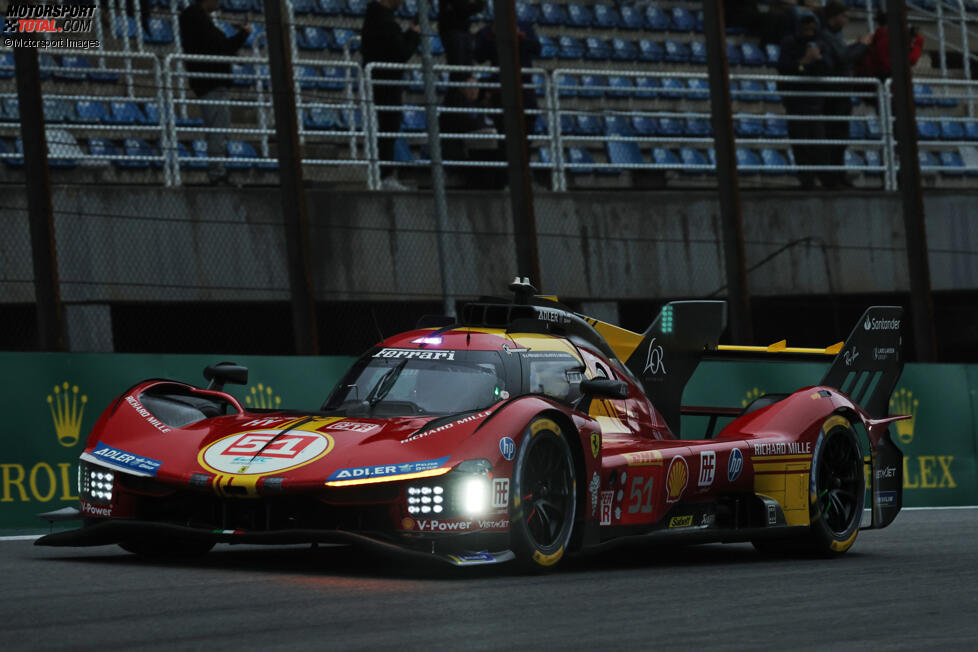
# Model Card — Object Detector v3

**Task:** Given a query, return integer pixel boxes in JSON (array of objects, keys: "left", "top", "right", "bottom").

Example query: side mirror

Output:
[
  {"left": 580, "top": 378, "right": 629, "bottom": 400},
  {"left": 203, "top": 362, "right": 249, "bottom": 391}
]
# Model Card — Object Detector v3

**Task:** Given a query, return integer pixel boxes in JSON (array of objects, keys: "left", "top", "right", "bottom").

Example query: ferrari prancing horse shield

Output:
[{"left": 590, "top": 432, "right": 601, "bottom": 459}]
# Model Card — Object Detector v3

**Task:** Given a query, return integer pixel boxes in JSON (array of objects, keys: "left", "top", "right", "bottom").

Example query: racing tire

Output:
[
  {"left": 510, "top": 417, "right": 577, "bottom": 572},
  {"left": 805, "top": 415, "right": 865, "bottom": 556},
  {"left": 120, "top": 538, "right": 215, "bottom": 559}
]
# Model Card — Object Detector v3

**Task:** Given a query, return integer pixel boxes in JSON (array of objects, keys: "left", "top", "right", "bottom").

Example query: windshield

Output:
[{"left": 323, "top": 348, "right": 511, "bottom": 417}]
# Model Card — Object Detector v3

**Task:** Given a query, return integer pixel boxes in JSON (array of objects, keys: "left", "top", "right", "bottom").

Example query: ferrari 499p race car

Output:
[{"left": 37, "top": 280, "right": 908, "bottom": 571}]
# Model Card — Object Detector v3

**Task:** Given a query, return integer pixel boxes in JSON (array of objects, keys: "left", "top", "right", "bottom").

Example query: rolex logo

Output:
[
  {"left": 47, "top": 382, "right": 87, "bottom": 447},
  {"left": 889, "top": 388, "right": 917, "bottom": 445},
  {"left": 245, "top": 383, "right": 282, "bottom": 410},
  {"left": 741, "top": 387, "right": 764, "bottom": 408}
]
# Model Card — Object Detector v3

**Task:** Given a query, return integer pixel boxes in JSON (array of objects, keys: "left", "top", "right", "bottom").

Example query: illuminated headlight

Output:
[
  {"left": 459, "top": 476, "right": 490, "bottom": 517},
  {"left": 80, "top": 465, "right": 114, "bottom": 504}
]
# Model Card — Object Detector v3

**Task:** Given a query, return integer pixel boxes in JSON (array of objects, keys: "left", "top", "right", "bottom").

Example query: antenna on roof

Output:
[{"left": 509, "top": 276, "right": 537, "bottom": 305}]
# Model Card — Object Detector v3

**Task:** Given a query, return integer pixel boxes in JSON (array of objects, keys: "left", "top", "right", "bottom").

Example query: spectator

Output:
[
  {"left": 777, "top": 13, "right": 832, "bottom": 190},
  {"left": 362, "top": 0, "right": 421, "bottom": 191},
  {"left": 854, "top": 12, "right": 925, "bottom": 82},
  {"left": 818, "top": 1, "right": 871, "bottom": 188},
  {"left": 179, "top": 0, "right": 251, "bottom": 185},
  {"left": 438, "top": 0, "right": 485, "bottom": 77},
  {"left": 472, "top": 19, "right": 542, "bottom": 134},
  {"left": 439, "top": 75, "right": 504, "bottom": 189}
]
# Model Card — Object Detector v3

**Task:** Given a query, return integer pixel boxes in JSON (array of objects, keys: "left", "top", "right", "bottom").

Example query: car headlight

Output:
[
  {"left": 459, "top": 475, "right": 490, "bottom": 517},
  {"left": 79, "top": 464, "right": 114, "bottom": 504},
  {"left": 404, "top": 459, "right": 493, "bottom": 518},
  {"left": 407, "top": 484, "right": 445, "bottom": 514}
]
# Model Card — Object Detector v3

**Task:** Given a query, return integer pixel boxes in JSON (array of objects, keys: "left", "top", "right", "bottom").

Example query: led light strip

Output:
[{"left": 324, "top": 467, "right": 451, "bottom": 488}]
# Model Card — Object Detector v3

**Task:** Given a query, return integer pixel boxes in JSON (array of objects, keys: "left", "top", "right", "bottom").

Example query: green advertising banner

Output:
[
  {"left": 1, "top": 353, "right": 974, "bottom": 533},
  {"left": 0, "top": 353, "right": 354, "bottom": 534}
]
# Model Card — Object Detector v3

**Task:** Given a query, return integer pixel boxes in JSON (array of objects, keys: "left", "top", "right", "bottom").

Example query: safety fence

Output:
[{"left": 1, "top": 352, "right": 974, "bottom": 532}]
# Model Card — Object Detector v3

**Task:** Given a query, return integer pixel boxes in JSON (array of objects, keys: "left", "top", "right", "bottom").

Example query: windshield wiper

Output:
[{"left": 364, "top": 358, "right": 408, "bottom": 409}]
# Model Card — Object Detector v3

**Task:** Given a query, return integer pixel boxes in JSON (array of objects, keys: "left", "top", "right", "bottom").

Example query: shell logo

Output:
[{"left": 666, "top": 456, "right": 688, "bottom": 503}]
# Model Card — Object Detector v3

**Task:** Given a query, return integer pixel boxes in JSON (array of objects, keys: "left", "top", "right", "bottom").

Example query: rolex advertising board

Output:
[{"left": 0, "top": 353, "right": 354, "bottom": 533}]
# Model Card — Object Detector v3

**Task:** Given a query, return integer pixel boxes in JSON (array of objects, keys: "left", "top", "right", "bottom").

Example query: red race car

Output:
[{"left": 38, "top": 280, "right": 907, "bottom": 571}]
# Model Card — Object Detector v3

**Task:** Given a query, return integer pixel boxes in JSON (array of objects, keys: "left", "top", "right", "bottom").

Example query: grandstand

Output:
[{"left": 1, "top": 0, "right": 977, "bottom": 189}]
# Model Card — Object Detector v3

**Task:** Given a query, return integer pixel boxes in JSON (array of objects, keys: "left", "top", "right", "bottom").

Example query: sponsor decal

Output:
[
  {"left": 499, "top": 437, "right": 516, "bottom": 461},
  {"left": 80, "top": 501, "right": 112, "bottom": 517},
  {"left": 599, "top": 490, "right": 613, "bottom": 526},
  {"left": 875, "top": 466, "right": 897, "bottom": 480},
  {"left": 47, "top": 382, "right": 87, "bottom": 447},
  {"left": 701, "top": 513, "right": 716, "bottom": 527},
  {"left": 622, "top": 450, "right": 663, "bottom": 466},
  {"left": 589, "top": 472, "right": 600, "bottom": 516},
  {"left": 244, "top": 383, "right": 282, "bottom": 410},
  {"left": 242, "top": 417, "right": 289, "bottom": 428},
  {"left": 590, "top": 432, "right": 601, "bottom": 459},
  {"left": 373, "top": 348, "right": 455, "bottom": 360},
  {"left": 326, "top": 455, "right": 449, "bottom": 481},
  {"left": 890, "top": 388, "right": 918, "bottom": 444},
  {"left": 414, "top": 519, "right": 473, "bottom": 532},
  {"left": 844, "top": 347, "right": 859, "bottom": 367},
  {"left": 698, "top": 451, "right": 716, "bottom": 487},
  {"left": 873, "top": 346, "right": 897, "bottom": 361},
  {"left": 322, "top": 420, "right": 381, "bottom": 434},
  {"left": 751, "top": 441, "right": 811, "bottom": 456},
  {"left": 401, "top": 517, "right": 415, "bottom": 530},
  {"left": 501, "top": 343, "right": 528, "bottom": 355},
  {"left": 87, "top": 441, "right": 162, "bottom": 476},
  {"left": 740, "top": 387, "right": 764, "bottom": 408},
  {"left": 616, "top": 489, "right": 623, "bottom": 501},
  {"left": 202, "top": 430, "right": 333, "bottom": 475},
  {"left": 669, "top": 514, "right": 693, "bottom": 528},
  {"left": 665, "top": 456, "right": 688, "bottom": 503},
  {"left": 728, "top": 448, "right": 743, "bottom": 482},
  {"left": 614, "top": 506, "right": 622, "bottom": 521},
  {"left": 401, "top": 410, "right": 492, "bottom": 443},
  {"left": 875, "top": 491, "right": 897, "bottom": 507},
  {"left": 124, "top": 395, "right": 171, "bottom": 433},
  {"left": 644, "top": 337, "right": 666, "bottom": 376},
  {"left": 477, "top": 519, "right": 509, "bottom": 529},
  {"left": 451, "top": 551, "right": 496, "bottom": 563},
  {"left": 535, "top": 307, "right": 571, "bottom": 324},
  {"left": 492, "top": 478, "right": 509, "bottom": 508},
  {"left": 864, "top": 316, "right": 901, "bottom": 331}
]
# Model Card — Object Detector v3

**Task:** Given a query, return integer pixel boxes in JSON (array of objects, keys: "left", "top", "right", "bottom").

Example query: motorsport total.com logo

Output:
[{"left": 3, "top": 3, "right": 100, "bottom": 49}]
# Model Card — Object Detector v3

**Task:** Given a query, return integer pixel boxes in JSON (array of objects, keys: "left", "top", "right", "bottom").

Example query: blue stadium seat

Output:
[
  {"left": 917, "top": 120, "right": 940, "bottom": 140},
  {"left": 221, "top": 0, "right": 256, "bottom": 11},
  {"left": 43, "top": 99, "right": 76, "bottom": 124},
  {"left": 620, "top": 5, "right": 643, "bottom": 30},
  {"left": 516, "top": 2, "right": 540, "bottom": 23},
  {"left": 670, "top": 7, "right": 696, "bottom": 32},
  {"left": 764, "top": 116, "right": 788, "bottom": 138},
  {"left": 392, "top": 137, "right": 414, "bottom": 163},
  {"left": 580, "top": 75, "right": 607, "bottom": 98},
  {"left": 663, "top": 40, "right": 690, "bottom": 63},
  {"left": 685, "top": 118, "right": 711, "bottom": 137},
  {"left": 940, "top": 120, "right": 965, "bottom": 140},
  {"left": 320, "top": 65, "right": 350, "bottom": 90},
  {"left": 540, "top": 2, "right": 569, "bottom": 25},
  {"left": 530, "top": 72, "right": 546, "bottom": 96},
  {"left": 227, "top": 140, "right": 258, "bottom": 169},
  {"left": 594, "top": 4, "right": 621, "bottom": 28},
  {"left": 913, "top": 83, "right": 936, "bottom": 106},
  {"left": 734, "top": 79, "right": 764, "bottom": 102},
  {"left": 0, "top": 138, "right": 24, "bottom": 167},
  {"left": 680, "top": 147, "right": 710, "bottom": 174},
  {"left": 317, "top": 0, "right": 344, "bottom": 14},
  {"left": 660, "top": 78, "right": 685, "bottom": 100},
  {"left": 844, "top": 149, "right": 866, "bottom": 171},
  {"left": 292, "top": 0, "right": 317, "bottom": 12},
  {"left": 567, "top": 147, "right": 595, "bottom": 174},
  {"left": 38, "top": 54, "right": 57, "bottom": 80},
  {"left": 611, "top": 37, "right": 638, "bottom": 61},
  {"left": 607, "top": 76, "right": 634, "bottom": 98},
  {"left": 735, "top": 117, "right": 764, "bottom": 137},
  {"left": 401, "top": 110, "right": 426, "bottom": 132},
  {"left": 297, "top": 26, "right": 332, "bottom": 50},
  {"left": 634, "top": 76, "right": 660, "bottom": 98},
  {"left": 585, "top": 37, "right": 612, "bottom": 60},
  {"left": 657, "top": 117, "right": 684, "bottom": 137},
  {"left": 849, "top": 120, "right": 868, "bottom": 140},
  {"left": 606, "top": 137, "right": 642, "bottom": 172},
  {"left": 652, "top": 147, "right": 681, "bottom": 168},
  {"left": 0, "top": 53, "right": 13, "bottom": 79},
  {"left": 741, "top": 42, "right": 765, "bottom": 67},
  {"left": 109, "top": 101, "right": 148, "bottom": 125},
  {"left": 567, "top": 3, "right": 595, "bottom": 27},
  {"left": 2, "top": 97, "right": 20, "bottom": 121},
  {"left": 56, "top": 55, "right": 92, "bottom": 81},
  {"left": 144, "top": 17, "right": 174, "bottom": 44},
  {"left": 687, "top": 79, "right": 709, "bottom": 100},
  {"left": 113, "top": 16, "right": 138, "bottom": 39},
  {"left": 918, "top": 150, "right": 940, "bottom": 172},
  {"left": 632, "top": 116, "right": 657, "bottom": 136},
  {"left": 75, "top": 100, "right": 110, "bottom": 124},
  {"left": 421, "top": 34, "right": 444, "bottom": 55},
  {"left": 232, "top": 63, "right": 256, "bottom": 86},
  {"left": 558, "top": 36, "right": 586, "bottom": 59},
  {"left": 142, "top": 102, "right": 163, "bottom": 125},
  {"left": 765, "top": 43, "right": 781, "bottom": 66},
  {"left": 764, "top": 80, "right": 781, "bottom": 102},
  {"left": 117, "top": 138, "right": 158, "bottom": 169},
  {"left": 939, "top": 151, "right": 966, "bottom": 176},
  {"left": 557, "top": 75, "right": 579, "bottom": 97},
  {"left": 44, "top": 130, "right": 82, "bottom": 169},
  {"left": 604, "top": 115, "right": 635, "bottom": 136},
  {"left": 726, "top": 43, "right": 743, "bottom": 66},
  {"left": 862, "top": 149, "right": 883, "bottom": 174},
  {"left": 539, "top": 36, "right": 559, "bottom": 59},
  {"left": 332, "top": 27, "right": 359, "bottom": 52},
  {"left": 935, "top": 89, "right": 958, "bottom": 108},
  {"left": 295, "top": 65, "right": 322, "bottom": 89},
  {"left": 577, "top": 114, "right": 604, "bottom": 135},
  {"left": 645, "top": 7, "right": 671, "bottom": 31},
  {"left": 736, "top": 148, "right": 763, "bottom": 171},
  {"left": 966, "top": 121, "right": 978, "bottom": 140},
  {"left": 345, "top": 0, "right": 367, "bottom": 16},
  {"left": 560, "top": 114, "right": 577, "bottom": 135},
  {"left": 87, "top": 137, "right": 120, "bottom": 165},
  {"left": 690, "top": 40, "right": 707, "bottom": 64},
  {"left": 865, "top": 118, "right": 882, "bottom": 140},
  {"left": 760, "top": 148, "right": 791, "bottom": 174},
  {"left": 638, "top": 39, "right": 663, "bottom": 63}
]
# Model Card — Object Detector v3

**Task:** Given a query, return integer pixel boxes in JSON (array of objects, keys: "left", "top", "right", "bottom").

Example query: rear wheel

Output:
[
  {"left": 510, "top": 417, "right": 576, "bottom": 572},
  {"left": 807, "top": 416, "right": 864, "bottom": 555}
]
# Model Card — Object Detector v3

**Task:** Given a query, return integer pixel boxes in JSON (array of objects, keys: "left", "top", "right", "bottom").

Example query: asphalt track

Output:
[{"left": 3, "top": 508, "right": 976, "bottom": 651}]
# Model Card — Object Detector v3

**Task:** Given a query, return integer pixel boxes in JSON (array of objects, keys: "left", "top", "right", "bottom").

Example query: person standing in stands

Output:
[
  {"left": 854, "top": 11, "right": 925, "bottom": 111},
  {"left": 777, "top": 13, "right": 832, "bottom": 190},
  {"left": 439, "top": 0, "right": 484, "bottom": 75},
  {"left": 818, "top": 1, "right": 871, "bottom": 188},
  {"left": 362, "top": 0, "right": 421, "bottom": 191},
  {"left": 179, "top": 0, "right": 250, "bottom": 186},
  {"left": 473, "top": 19, "right": 542, "bottom": 135}
]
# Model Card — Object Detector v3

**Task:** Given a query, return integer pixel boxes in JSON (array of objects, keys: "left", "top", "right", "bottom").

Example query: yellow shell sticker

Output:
[
  {"left": 666, "top": 456, "right": 688, "bottom": 503},
  {"left": 590, "top": 432, "right": 601, "bottom": 459}
]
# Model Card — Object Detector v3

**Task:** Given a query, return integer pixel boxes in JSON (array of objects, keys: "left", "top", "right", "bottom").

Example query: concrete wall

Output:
[{"left": 3, "top": 186, "right": 977, "bottom": 307}]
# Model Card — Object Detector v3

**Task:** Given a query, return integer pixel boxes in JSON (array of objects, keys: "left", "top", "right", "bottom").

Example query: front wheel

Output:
[{"left": 509, "top": 417, "right": 577, "bottom": 572}]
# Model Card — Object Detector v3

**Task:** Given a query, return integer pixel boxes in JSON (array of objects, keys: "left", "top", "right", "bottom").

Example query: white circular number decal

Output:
[{"left": 201, "top": 429, "right": 332, "bottom": 474}]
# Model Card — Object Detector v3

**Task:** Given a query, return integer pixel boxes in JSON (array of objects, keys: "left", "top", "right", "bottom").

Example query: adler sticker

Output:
[{"left": 200, "top": 429, "right": 333, "bottom": 475}]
